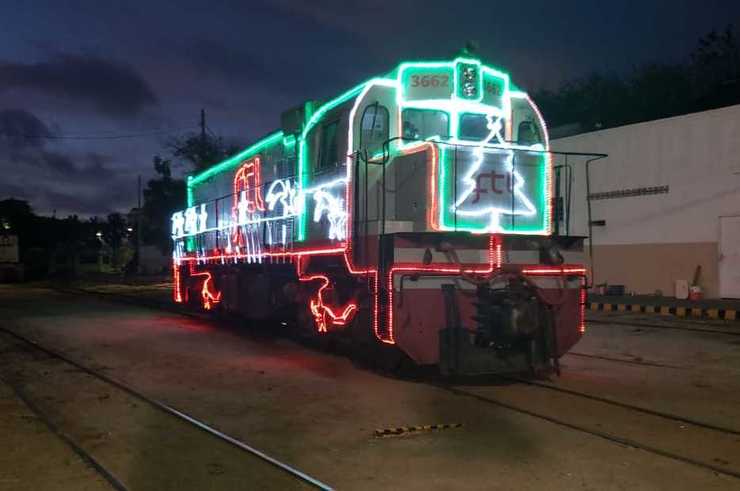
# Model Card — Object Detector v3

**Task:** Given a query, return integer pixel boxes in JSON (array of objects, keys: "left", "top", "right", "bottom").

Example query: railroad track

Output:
[
  {"left": 0, "top": 326, "right": 332, "bottom": 491},
  {"left": 434, "top": 376, "right": 740, "bottom": 481},
  {"left": 565, "top": 351, "right": 688, "bottom": 369},
  {"left": 50, "top": 287, "right": 740, "bottom": 481},
  {"left": 499, "top": 374, "right": 740, "bottom": 436}
]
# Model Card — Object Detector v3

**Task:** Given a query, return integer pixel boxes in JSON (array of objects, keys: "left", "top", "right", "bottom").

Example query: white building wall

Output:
[
  {"left": 552, "top": 104, "right": 740, "bottom": 246},
  {"left": 549, "top": 104, "right": 740, "bottom": 298}
]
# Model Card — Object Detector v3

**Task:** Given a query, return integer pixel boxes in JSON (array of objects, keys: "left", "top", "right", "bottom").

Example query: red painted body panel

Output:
[{"left": 392, "top": 283, "right": 583, "bottom": 365}]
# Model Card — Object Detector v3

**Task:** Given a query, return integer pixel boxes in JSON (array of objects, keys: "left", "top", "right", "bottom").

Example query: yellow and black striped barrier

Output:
[
  {"left": 589, "top": 302, "right": 737, "bottom": 321},
  {"left": 375, "top": 423, "right": 463, "bottom": 438}
]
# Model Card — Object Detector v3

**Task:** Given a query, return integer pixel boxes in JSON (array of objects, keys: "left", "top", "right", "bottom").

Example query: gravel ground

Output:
[{"left": 1, "top": 285, "right": 739, "bottom": 490}]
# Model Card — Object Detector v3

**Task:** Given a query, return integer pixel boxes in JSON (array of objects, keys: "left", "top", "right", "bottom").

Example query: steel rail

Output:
[
  {"left": 0, "top": 374, "right": 129, "bottom": 491},
  {"left": 435, "top": 383, "right": 740, "bottom": 480},
  {"left": 0, "top": 327, "right": 333, "bottom": 491},
  {"left": 566, "top": 351, "right": 687, "bottom": 369},
  {"left": 497, "top": 374, "right": 740, "bottom": 437}
]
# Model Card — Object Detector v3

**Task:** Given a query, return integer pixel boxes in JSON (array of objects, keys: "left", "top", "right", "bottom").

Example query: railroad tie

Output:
[{"left": 374, "top": 423, "right": 463, "bottom": 438}]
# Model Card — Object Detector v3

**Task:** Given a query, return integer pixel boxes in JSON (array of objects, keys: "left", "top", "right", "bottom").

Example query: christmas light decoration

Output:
[
  {"left": 451, "top": 115, "right": 537, "bottom": 232},
  {"left": 173, "top": 263, "right": 183, "bottom": 303},
  {"left": 190, "top": 271, "right": 222, "bottom": 310},
  {"left": 265, "top": 178, "right": 301, "bottom": 217},
  {"left": 171, "top": 211, "right": 185, "bottom": 238},
  {"left": 233, "top": 157, "right": 265, "bottom": 214},
  {"left": 313, "top": 190, "right": 347, "bottom": 241},
  {"left": 298, "top": 273, "right": 358, "bottom": 332},
  {"left": 189, "top": 132, "right": 283, "bottom": 190}
]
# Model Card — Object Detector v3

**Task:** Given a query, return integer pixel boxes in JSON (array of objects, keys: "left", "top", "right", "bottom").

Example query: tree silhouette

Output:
[{"left": 534, "top": 25, "right": 740, "bottom": 133}]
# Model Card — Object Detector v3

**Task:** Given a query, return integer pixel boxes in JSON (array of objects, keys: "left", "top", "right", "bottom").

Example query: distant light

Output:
[
  {"left": 127, "top": 227, "right": 133, "bottom": 232},
  {"left": 96, "top": 231, "right": 103, "bottom": 238}
]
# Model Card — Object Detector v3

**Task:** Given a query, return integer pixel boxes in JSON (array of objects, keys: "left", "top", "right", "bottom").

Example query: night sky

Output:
[{"left": 1, "top": 0, "right": 738, "bottom": 217}]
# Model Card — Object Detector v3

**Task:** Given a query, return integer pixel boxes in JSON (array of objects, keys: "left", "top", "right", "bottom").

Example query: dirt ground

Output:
[{"left": 1, "top": 285, "right": 739, "bottom": 490}]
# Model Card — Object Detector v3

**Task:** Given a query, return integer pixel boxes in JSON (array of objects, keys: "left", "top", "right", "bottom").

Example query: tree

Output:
[
  {"left": 141, "top": 156, "right": 186, "bottom": 254},
  {"left": 533, "top": 25, "right": 740, "bottom": 134},
  {"left": 690, "top": 25, "right": 740, "bottom": 109},
  {"left": 0, "top": 198, "right": 33, "bottom": 232},
  {"left": 167, "top": 132, "right": 239, "bottom": 173}
]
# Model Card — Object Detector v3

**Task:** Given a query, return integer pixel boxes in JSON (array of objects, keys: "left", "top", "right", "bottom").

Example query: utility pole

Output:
[
  {"left": 200, "top": 108, "right": 206, "bottom": 167},
  {"left": 136, "top": 174, "right": 142, "bottom": 275}
]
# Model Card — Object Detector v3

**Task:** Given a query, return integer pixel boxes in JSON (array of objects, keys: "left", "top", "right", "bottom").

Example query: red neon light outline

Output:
[
  {"left": 173, "top": 263, "right": 183, "bottom": 303},
  {"left": 520, "top": 266, "right": 587, "bottom": 275},
  {"left": 386, "top": 235, "right": 501, "bottom": 344},
  {"left": 397, "top": 142, "right": 439, "bottom": 230},
  {"left": 579, "top": 276, "right": 587, "bottom": 334},
  {"left": 232, "top": 157, "right": 265, "bottom": 214},
  {"left": 231, "top": 157, "right": 265, "bottom": 250},
  {"left": 190, "top": 271, "right": 222, "bottom": 310},
  {"left": 298, "top": 273, "right": 358, "bottom": 332}
]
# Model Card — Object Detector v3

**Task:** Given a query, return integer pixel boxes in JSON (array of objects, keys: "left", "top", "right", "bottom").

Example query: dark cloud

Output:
[
  {"left": 0, "top": 108, "right": 53, "bottom": 151},
  {"left": 0, "top": 109, "right": 130, "bottom": 216},
  {"left": 0, "top": 109, "right": 119, "bottom": 181},
  {"left": 0, "top": 54, "right": 157, "bottom": 118},
  {"left": 40, "top": 183, "right": 134, "bottom": 216}
]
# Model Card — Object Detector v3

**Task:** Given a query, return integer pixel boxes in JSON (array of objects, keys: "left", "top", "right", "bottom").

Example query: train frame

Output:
[{"left": 171, "top": 53, "right": 597, "bottom": 375}]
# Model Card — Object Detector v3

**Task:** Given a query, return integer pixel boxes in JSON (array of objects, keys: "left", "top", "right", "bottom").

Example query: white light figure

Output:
[
  {"left": 197, "top": 203, "right": 208, "bottom": 233},
  {"left": 184, "top": 206, "right": 199, "bottom": 235},
  {"left": 313, "top": 190, "right": 347, "bottom": 241},
  {"left": 237, "top": 190, "right": 249, "bottom": 225},
  {"left": 452, "top": 115, "right": 536, "bottom": 231},
  {"left": 265, "top": 179, "right": 301, "bottom": 217},
  {"left": 171, "top": 211, "right": 185, "bottom": 238}
]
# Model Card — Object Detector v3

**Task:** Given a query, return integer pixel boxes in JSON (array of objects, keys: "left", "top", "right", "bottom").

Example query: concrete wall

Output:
[{"left": 551, "top": 104, "right": 740, "bottom": 297}]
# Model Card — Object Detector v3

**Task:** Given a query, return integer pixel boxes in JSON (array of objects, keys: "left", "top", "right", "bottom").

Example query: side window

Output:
[
  {"left": 402, "top": 109, "right": 449, "bottom": 140},
  {"left": 517, "top": 120, "right": 542, "bottom": 146},
  {"left": 318, "top": 120, "right": 339, "bottom": 170},
  {"left": 359, "top": 104, "right": 389, "bottom": 153}
]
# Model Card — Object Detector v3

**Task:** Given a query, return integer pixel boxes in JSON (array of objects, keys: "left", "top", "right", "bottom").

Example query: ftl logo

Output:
[{"left": 449, "top": 146, "right": 538, "bottom": 231}]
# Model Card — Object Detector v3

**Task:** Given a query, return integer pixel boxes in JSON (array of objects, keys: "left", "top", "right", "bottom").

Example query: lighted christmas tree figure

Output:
[{"left": 452, "top": 115, "right": 537, "bottom": 231}]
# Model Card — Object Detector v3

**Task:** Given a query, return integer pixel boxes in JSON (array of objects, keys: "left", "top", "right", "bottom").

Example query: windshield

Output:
[{"left": 402, "top": 109, "right": 449, "bottom": 140}]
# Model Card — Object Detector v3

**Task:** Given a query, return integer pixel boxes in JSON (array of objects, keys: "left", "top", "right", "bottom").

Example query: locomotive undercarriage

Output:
[
  {"left": 439, "top": 279, "right": 558, "bottom": 376},
  {"left": 176, "top": 233, "right": 585, "bottom": 377}
]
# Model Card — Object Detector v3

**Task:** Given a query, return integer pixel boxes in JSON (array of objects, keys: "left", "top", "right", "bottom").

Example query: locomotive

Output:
[{"left": 171, "top": 54, "right": 591, "bottom": 375}]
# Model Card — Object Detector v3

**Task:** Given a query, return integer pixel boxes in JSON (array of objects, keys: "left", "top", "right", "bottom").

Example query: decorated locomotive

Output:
[{"left": 171, "top": 54, "right": 589, "bottom": 375}]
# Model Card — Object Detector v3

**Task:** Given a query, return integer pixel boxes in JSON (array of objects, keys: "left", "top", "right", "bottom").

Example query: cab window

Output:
[
  {"left": 318, "top": 120, "right": 339, "bottom": 170},
  {"left": 459, "top": 113, "right": 490, "bottom": 141},
  {"left": 517, "top": 120, "right": 542, "bottom": 146},
  {"left": 402, "top": 109, "right": 448, "bottom": 140},
  {"left": 359, "top": 104, "right": 389, "bottom": 153}
]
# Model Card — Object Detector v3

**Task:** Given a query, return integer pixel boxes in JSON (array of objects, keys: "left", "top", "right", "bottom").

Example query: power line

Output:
[{"left": 0, "top": 125, "right": 198, "bottom": 140}]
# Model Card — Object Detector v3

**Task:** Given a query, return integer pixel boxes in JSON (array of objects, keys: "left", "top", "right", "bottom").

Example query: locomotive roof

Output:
[{"left": 189, "top": 56, "right": 527, "bottom": 187}]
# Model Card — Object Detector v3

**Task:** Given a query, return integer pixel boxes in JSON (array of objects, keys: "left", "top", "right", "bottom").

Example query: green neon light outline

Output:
[
  {"left": 188, "top": 131, "right": 283, "bottom": 188},
  {"left": 395, "top": 58, "right": 510, "bottom": 141},
  {"left": 297, "top": 80, "right": 367, "bottom": 240},
  {"left": 186, "top": 176, "right": 194, "bottom": 207},
  {"left": 399, "top": 64, "right": 454, "bottom": 102},
  {"left": 181, "top": 58, "right": 548, "bottom": 240},
  {"left": 454, "top": 58, "right": 483, "bottom": 102},
  {"left": 282, "top": 134, "right": 297, "bottom": 150},
  {"left": 437, "top": 146, "right": 549, "bottom": 234}
]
